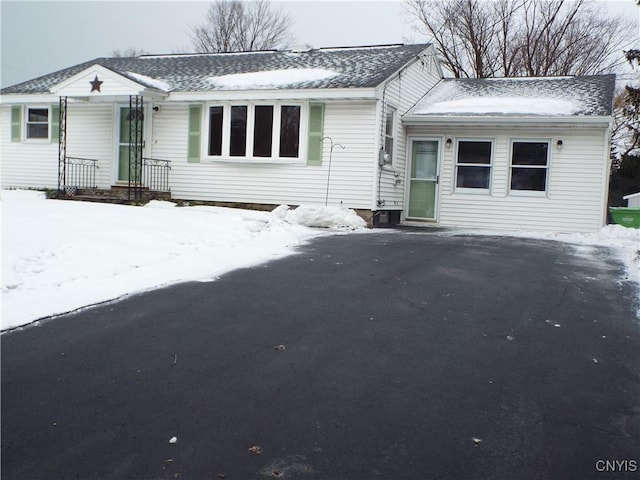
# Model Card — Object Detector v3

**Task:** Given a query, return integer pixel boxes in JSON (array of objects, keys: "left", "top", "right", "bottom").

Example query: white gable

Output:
[{"left": 51, "top": 64, "right": 166, "bottom": 99}]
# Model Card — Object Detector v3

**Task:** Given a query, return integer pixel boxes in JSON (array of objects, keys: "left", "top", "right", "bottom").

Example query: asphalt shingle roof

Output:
[
  {"left": 411, "top": 75, "right": 616, "bottom": 116},
  {"left": 1, "top": 44, "right": 430, "bottom": 95}
]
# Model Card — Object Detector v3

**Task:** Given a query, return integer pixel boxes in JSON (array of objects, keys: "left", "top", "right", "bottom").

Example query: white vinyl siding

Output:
[
  {"left": 155, "top": 101, "right": 377, "bottom": 209},
  {"left": 1, "top": 103, "right": 114, "bottom": 190},
  {"left": 376, "top": 46, "right": 442, "bottom": 210},
  {"left": 405, "top": 125, "right": 609, "bottom": 232}
]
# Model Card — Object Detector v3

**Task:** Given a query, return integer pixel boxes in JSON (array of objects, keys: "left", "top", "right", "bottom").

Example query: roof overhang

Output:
[
  {"left": 166, "top": 88, "right": 378, "bottom": 102},
  {"left": 401, "top": 114, "right": 612, "bottom": 128},
  {"left": 50, "top": 64, "right": 168, "bottom": 101}
]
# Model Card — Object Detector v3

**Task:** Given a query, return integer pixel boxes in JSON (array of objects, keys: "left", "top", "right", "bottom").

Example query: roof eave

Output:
[
  {"left": 166, "top": 87, "right": 379, "bottom": 102},
  {"left": 402, "top": 114, "right": 612, "bottom": 128}
]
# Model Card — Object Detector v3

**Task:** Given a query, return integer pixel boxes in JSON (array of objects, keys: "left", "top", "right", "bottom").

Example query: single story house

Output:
[{"left": 1, "top": 43, "right": 615, "bottom": 232}]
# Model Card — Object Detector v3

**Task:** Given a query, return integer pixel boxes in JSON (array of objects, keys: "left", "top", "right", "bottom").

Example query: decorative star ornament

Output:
[{"left": 89, "top": 75, "right": 103, "bottom": 93}]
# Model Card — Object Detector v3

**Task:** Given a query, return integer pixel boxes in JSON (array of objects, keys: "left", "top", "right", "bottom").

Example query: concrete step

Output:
[{"left": 57, "top": 187, "right": 171, "bottom": 204}]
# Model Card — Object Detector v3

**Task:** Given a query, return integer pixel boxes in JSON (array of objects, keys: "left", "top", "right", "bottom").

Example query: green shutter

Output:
[
  {"left": 306, "top": 103, "right": 324, "bottom": 166},
  {"left": 51, "top": 104, "right": 60, "bottom": 143},
  {"left": 187, "top": 104, "right": 202, "bottom": 163},
  {"left": 11, "top": 106, "right": 22, "bottom": 142}
]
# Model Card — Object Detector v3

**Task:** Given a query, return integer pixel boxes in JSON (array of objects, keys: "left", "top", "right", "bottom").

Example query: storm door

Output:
[
  {"left": 117, "top": 104, "right": 144, "bottom": 182},
  {"left": 407, "top": 140, "right": 439, "bottom": 219}
]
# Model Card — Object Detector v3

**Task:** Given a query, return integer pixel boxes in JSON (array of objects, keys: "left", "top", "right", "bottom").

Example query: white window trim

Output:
[
  {"left": 508, "top": 138, "right": 551, "bottom": 197},
  {"left": 202, "top": 101, "right": 308, "bottom": 164},
  {"left": 24, "top": 105, "right": 51, "bottom": 142},
  {"left": 454, "top": 138, "right": 494, "bottom": 194}
]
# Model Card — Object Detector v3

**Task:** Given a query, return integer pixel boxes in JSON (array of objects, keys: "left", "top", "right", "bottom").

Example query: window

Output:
[
  {"left": 456, "top": 140, "right": 492, "bottom": 189},
  {"left": 208, "top": 106, "right": 223, "bottom": 156},
  {"left": 26, "top": 107, "right": 49, "bottom": 139},
  {"left": 384, "top": 108, "right": 396, "bottom": 164},
  {"left": 253, "top": 105, "right": 274, "bottom": 157},
  {"left": 510, "top": 141, "right": 550, "bottom": 192},
  {"left": 230, "top": 105, "right": 247, "bottom": 157},
  {"left": 279, "top": 105, "right": 300, "bottom": 158},
  {"left": 205, "top": 102, "right": 303, "bottom": 160}
]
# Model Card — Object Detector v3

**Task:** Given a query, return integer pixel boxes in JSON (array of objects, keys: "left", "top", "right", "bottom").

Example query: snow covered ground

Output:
[
  {"left": 0, "top": 190, "right": 365, "bottom": 331},
  {"left": 2, "top": 190, "right": 638, "bottom": 331}
]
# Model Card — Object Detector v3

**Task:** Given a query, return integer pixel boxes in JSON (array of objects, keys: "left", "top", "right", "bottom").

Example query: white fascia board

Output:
[
  {"left": 401, "top": 114, "right": 612, "bottom": 128},
  {"left": 0, "top": 94, "right": 60, "bottom": 104},
  {"left": 165, "top": 88, "right": 378, "bottom": 102},
  {"left": 623, "top": 192, "right": 640, "bottom": 199}
]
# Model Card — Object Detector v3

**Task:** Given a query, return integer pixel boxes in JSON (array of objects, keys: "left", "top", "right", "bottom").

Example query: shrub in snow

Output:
[{"left": 282, "top": 205, "right": 367, "bottom": 229}]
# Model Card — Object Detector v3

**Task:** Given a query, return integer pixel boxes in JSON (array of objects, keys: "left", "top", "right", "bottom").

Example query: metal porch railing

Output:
[
  {"left": 59, "top": 156, "right": 98, "bottom": 194},
  {"left": 142, "top": 157, "right": 171, "bottom": 192}
]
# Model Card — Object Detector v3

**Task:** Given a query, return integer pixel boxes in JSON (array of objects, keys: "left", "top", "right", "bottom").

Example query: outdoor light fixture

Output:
[
  {"left": 153, "top": 105, "right": 160, "bottom": 112},
  {"left": 446, "top": 138, "right": 452, "bottom": 147},
  {"left": 556, "top": 139, "right": 563, "bottom": 147}
]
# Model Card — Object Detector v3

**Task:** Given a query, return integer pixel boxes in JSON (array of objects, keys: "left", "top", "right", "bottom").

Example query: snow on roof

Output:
[
  {"left": 409, "top": 75, "right": 615, "bottom": 117},
  {"left": 208, "top": 69, "right": 340, "bottom": 89},
  {"left": 1, "top": 43, "right": 430, "bottom": 95},
  {"left": 125, "top": 71, "right": 173, "bottom": 92},
  {"left": 416, "top": 96, "right": 577, "bottom": 115}
]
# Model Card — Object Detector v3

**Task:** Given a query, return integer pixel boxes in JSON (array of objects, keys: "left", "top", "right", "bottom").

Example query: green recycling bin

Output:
[{"left": 609, "top": 207, "right": 640, "bottom": 228}]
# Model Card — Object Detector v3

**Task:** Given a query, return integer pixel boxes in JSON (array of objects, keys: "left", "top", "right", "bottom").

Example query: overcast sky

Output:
[{"left": 1, "top": 0, "right": 638, "bottom": 89}]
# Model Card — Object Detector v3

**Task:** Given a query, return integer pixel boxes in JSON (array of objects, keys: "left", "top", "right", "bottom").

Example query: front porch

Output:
[{"left": 54, "top": 65, "right": 171, "bottom": 201}]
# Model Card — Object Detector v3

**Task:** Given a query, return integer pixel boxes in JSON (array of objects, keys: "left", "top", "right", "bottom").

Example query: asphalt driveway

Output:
[{"left": 2, "top": 230, "right": 639, "bottom": 480}]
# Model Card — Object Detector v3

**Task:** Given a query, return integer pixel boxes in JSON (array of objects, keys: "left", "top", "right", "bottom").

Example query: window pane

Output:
[
  {"left": 279, "top": 105, "right": 300, "bottom": 158},
  {"left": 385, "top": 111, "right": 394, "bottom": 136},
  {"left": 253, "top": 105, "right": 273, "bottom": 157},
  {"left": 385, "top": 137, "right": 394, "bottom": 162},
  {"left": 458, "top": 141, "right": 491, "bottom": 164},
  {"left": 27, "top": 123, "right": 48, "bottom": 139},
  {"left": 513, "top": 142, "right": 548, "bottom": 165},
  {"left": 28, "top": 108, "right": 48, "bottom": 123},
  {"left": 511, "top": 168, "right": 547, "bottom": 191},
  {"left": 456, "top": 166, "right": 490, "bottom": 188},
  {"left": 412, "top": 141, "right": 438, "bottom": 179},
  {"left": 208, "top": 106, "right": 223, "bottom": 156},
  {"left": 230, "top": 106, "right": 247, "bottom": 156}
]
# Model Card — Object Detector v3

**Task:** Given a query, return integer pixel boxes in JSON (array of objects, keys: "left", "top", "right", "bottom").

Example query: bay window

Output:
[{"left": 206, "top": 102, "right": 302, "bottom": 161}]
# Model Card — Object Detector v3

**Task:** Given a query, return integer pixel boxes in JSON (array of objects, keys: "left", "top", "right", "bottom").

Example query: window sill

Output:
[
  {"left": 202, "top": 157, "right": 305, "bottom": 165},
  {"left": 453, "top": 188, "right": 491, "bottom": 195},
  {"left": 508, "top": 190, "right": 548, "bottom": 198}
]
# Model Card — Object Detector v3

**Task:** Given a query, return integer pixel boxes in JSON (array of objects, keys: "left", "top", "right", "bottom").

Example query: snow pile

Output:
[
  {"left": 208, "top": 69, "right": 340, "bottom": 89},
  {"left": 414, "top": 96, "right": 577, "bottom": 116},
  {"left": 276, "top": 204, "right": 367, "bottom": 229},
  {"left": 1, "top": 191, "right": 364, "bottom": 331}
]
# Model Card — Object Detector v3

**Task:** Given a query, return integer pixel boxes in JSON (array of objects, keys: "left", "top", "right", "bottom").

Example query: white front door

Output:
[{"left": 407, "top": 140, "right": 439, "bottom": 220}]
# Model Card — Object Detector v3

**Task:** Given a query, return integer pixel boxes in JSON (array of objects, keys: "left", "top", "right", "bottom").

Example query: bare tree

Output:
[
  {"left": 404, "top": 0, "right": 634, "bottom": 78},
  {"left": 190, "top": 0, "right": 292, "bottom": 53},
  {"left": 111, "top": 47, "right": 148, "bottom": 58}
]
